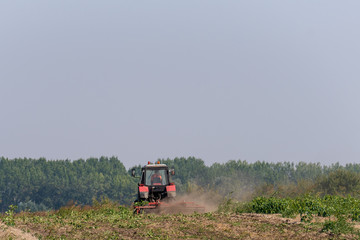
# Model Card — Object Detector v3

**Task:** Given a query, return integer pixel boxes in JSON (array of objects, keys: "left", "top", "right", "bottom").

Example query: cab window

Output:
[{"left": 145, "top": 169, "right": 168, "bottom": 185}]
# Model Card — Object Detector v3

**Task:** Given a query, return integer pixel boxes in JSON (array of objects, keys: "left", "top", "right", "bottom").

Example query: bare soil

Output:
[
  {"left": 11, "top": 212, "right": 358, "bottom": 239},
  {"left": 0, "top": 221, "right": 37, "bottom": 240}
]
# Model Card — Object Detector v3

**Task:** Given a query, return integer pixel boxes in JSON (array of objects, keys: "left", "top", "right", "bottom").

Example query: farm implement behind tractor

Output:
[{"left": 131, "top": 161, "right": 205, "bottom": 214}]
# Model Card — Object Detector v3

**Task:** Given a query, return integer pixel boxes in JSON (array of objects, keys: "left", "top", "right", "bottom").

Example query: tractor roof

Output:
[{"left": 143, "top": 163, "right": 168, "bottom": 168}]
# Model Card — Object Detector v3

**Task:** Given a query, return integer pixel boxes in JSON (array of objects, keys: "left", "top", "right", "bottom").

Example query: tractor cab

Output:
[
  {"left": 141, "top": 165, "right": 170, "bottom": 186},
  {"left": 132, "top": 161, "right": 176, "bottom": 202}
]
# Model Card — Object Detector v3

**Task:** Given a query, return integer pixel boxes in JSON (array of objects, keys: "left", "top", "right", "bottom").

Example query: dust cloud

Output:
[{"left": 174, "top": 192, "right": 221, "bottom": 213}]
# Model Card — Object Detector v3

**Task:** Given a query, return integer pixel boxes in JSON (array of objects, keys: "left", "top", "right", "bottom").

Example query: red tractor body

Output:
[{"left": 135, "top": 163, "right": 176, "bottom": 202}]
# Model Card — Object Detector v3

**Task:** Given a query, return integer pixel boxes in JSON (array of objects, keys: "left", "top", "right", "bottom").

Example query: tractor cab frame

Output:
[{"left": 133, "top": 162, "right": 176, "bottom": 202}]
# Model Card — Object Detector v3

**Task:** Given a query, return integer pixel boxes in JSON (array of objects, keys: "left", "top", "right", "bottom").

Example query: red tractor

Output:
[{"left": 131, "top": 161, "right": 204, "bottom": 214}]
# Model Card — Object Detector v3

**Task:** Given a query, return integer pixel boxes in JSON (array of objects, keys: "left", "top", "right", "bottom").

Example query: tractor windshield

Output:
[{"left": 145, "top": 169, "right": 168, "bottom": 186}]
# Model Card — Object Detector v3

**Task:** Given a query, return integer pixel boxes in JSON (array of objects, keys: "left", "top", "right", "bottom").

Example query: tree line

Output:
[
  {"left": 0, "top": 157, "right": 136, "bottom": 212},
  {"left": 1, "top": 156, "right": 360, "bottom": 212}
]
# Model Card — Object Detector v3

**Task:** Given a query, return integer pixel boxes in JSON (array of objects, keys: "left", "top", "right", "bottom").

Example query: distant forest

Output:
[{"left": 1, "top": 156, "right": 360, "bottom": 212}]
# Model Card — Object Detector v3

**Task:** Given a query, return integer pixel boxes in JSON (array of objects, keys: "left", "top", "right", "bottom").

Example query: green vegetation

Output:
[
  {"left": 2, "top": 204, "right": 17, "bottom": 226},
  {"left": 219, "top": 195, "right": 360, "bottom": 237},
  {"left": 250, "top": 195, "right": 360, "bottom": 221}
]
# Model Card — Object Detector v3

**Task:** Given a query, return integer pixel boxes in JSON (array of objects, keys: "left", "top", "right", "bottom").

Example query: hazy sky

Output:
[{"left": 1, "top": 1, "right": 359, "bottom": 168}]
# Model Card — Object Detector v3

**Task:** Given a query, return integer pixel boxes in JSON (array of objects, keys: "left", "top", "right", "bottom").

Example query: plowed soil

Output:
[
  {"left": 0, "top": 221, "right": 37, "bottom": 240},
  {"left": 7, "top": 212, "right": 357, "bottom": 239}
]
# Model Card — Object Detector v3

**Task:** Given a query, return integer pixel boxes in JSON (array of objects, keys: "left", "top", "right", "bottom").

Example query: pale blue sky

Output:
[{"left": 1, "top": 1, "right": 359, "bottom": 168}]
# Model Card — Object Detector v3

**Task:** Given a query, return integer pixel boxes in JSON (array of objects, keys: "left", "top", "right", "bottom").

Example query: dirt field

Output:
[
  {"left": 6, "top": 210, "right": 357, "bottom": 239},
  {"left": 0, "top": 221, "right": 37, "bottom": 240}
]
